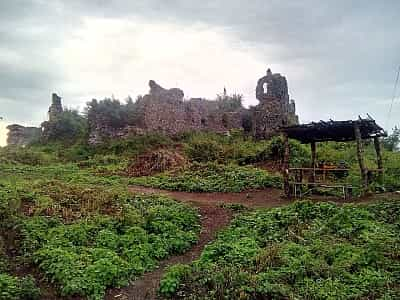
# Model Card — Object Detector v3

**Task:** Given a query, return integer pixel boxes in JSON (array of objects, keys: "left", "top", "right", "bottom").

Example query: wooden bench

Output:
[{"left": 290, "top": 181, "right": 353, "bottom": 200}]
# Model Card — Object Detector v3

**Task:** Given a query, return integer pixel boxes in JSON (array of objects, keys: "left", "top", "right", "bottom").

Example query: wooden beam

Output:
[
  {"left": 311, "top": 141, "right": 316, "bottom": 183},
  {"left": 282, "top": 133, "right": 290, "bottom": 197},
  {"left": 354, "top": 124, "right": 368, "bottom": 193},
  {"left": 373, "top": 136, "right": 384, "bottom": 184}
]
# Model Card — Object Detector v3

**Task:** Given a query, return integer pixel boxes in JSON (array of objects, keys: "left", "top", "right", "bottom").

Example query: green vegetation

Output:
[
  {"left": 1, "top": 124, "right": 400, "bottom": 299},
  {"left": 160, "top": 200, "right": 400, "bottom": 299},
  {"left": 21, "top": 194, "right": 199, "bottom": 299},
  {"left": 42, "top": 108, "right": 87, "bottom": 142},
  {"left": 0, "top": 274, "right": 40, "bottom": 300},
  {"left": 130, "top": 162, "right": 282, "bottom": 192},
  {"left": 215, "top": 92, "right": 243, "bottom": 112},
  {"left": 0, "top": 158, "right": 199, "bottom": 299},
  {"left": 382, "top": 126, "right": 400, "bottom": 152},
  {"left": 182, "top": 132, "right": 310, "bottom": 166}
]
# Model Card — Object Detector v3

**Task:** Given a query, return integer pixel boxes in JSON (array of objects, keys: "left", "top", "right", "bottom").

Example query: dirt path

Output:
[
  {"left": 105, "top": 187, "right": 291, "bottom": 299},
  {"left": 102, "top": 187, "right": 400, "bottom": 300},
  {"left": 105, "top": 189, "right": 234, "bottom": 300},
  {"left": 127, "top": 186, "right": 292, "bottom": 208}
]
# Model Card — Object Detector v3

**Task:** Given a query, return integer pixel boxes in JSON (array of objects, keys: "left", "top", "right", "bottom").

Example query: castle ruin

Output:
[
  {"left": 6, "top": 68, "right": 299, "bottom": 146},
  {"left": 252, "top": 69, "right": 299, "bottom": 138},
  {"left": 6, "top": 124, "right": 41, "bottom": 146}
]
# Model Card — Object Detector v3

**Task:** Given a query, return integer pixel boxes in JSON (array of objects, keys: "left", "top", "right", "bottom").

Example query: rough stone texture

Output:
[
  {"left": 88, "top": 80, "right": 244, "bottom": 144},
  {"left": 41, "top": 93, "right": 65, "bottom": 141},
  {"left": 6, "top": 124, "right": 41, "bottom": 146},
  {"left": 48, "top": 93, "right": 63, "bottom": 122},
  {"left": 138, "top": 84, "right": 243, "bottom": 135},
  {"left": 8, "top": 68, "right": 299, "bottom": 145},
  {"left": 252, "top": 68, "right": 299, "bottom": 138}
]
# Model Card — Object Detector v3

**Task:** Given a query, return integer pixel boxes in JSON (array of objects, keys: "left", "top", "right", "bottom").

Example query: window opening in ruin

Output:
[
  {"left": 263, "top": 82, "right": 268, "bottom": 94},
  {"left": 201, "top": 118, "right": 206, "bottom": 126}
]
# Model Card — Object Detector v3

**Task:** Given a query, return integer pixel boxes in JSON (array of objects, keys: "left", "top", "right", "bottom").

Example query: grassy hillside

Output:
[{"left": 0, "top": 130, "right": 399, "bottom": 299}]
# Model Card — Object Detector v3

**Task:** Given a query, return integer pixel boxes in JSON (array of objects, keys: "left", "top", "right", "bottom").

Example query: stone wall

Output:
[
  {"left": 8, "top": 68, "right": 299, "bottom": 146},
  {"left": 6, "top": 124, "right": 41, "bottom": 146},
  {"left": 252, "top": 68, "right": 299, "bottom": 138},
  {"left": 48, "top": 93, "right": 63, "bottom": 122},
  {"left": 138, "top": 81, "right": 243, "bottom": 134},
  {"left": 88, "top": 80, "right": 244, "bottom": 144},
  {"left": 41, "top": 93, "right": 64, "bottom": 141}
]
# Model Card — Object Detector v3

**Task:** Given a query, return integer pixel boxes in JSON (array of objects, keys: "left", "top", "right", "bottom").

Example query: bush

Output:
[
  {"left": 41, "top": 109, "right": 87, "bottom": 142},
  {"left": 383, "top": 151, "right": 400, "bottom": 191},
  {"left": 184, "top": 137, "right": 224, "bottom": 162},
  {"left": 95, "top": 133, "right": 172, "bottom": 156},
  {"left": 129, "top": 162, "right": 282, "bottom": 192},
  {"left": 0, "top": 147, "right": 53, "bottom": 166},
  {"left": 266, "top": 136, "right": 310, "bottom": 166}
]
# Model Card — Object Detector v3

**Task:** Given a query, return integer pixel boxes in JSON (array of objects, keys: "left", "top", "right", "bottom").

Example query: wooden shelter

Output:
[{"left": 281, "top": 117, "right": 386, "bottom": 198}]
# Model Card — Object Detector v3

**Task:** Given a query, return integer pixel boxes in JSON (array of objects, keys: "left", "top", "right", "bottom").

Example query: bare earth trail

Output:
[
  {"left": 104, "top": 187, "right": 398, "bottom": 300},
  {"left": 105, "top": 187, "right": 291, "bottom": 300}
]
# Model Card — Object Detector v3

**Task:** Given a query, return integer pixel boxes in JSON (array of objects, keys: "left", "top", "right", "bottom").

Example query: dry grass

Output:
[{"left": 126, "top": 149, "right": 187, "bottom": 177}]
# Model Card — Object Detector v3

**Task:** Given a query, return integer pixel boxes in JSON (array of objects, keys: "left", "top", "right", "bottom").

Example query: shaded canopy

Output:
[{"left": 281, "top": 118, "right": 386, "bottom": 143}]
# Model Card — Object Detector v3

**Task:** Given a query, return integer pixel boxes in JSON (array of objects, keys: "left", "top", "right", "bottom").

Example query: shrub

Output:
[
  {"left": 0, "top": 147, "right": 52, "bottom": 166},
  {"left": 41, "top": 109, "right": 87, "bottom": 142},
  {"left": 184, "top": 138, "right": 224, "bottom": 162},
  {"left": 129, "top": 162, "right": 282, "bottom": 192},
  {"left": 95, "top": 133, "right": 172, "bottom": 156}
]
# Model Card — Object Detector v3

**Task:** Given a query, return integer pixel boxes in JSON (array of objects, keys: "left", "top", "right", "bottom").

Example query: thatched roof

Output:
[{"left": 281, "top": 117, "right": 386, "bottom": 143}]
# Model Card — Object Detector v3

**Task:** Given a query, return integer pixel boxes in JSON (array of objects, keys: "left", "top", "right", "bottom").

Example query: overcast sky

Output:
[{"left": 1, "top": 0, "right": 400, "bottom": 146}]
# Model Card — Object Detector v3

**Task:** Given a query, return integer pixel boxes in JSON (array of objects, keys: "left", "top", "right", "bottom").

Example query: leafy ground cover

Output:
[
  {"left": 0, "top": 163, "right": 200, "bottom": 300},
  {"left": 0, "top": 273, "right": 39, "bottom": 300},
  {"left": 160, "top": 200, "right": 400, "bottom": 299},
  {"left": 129, "top": 162, "right": 282, "bottom": 192},
  {"left": 1, "top": 130, "right": 399, "bottom": 299}
]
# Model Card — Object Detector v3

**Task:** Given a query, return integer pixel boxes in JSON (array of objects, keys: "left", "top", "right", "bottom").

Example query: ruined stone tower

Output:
[
  {"left": 48, "top": 93, "right": 63, "bottom": 122},
  {"left": 252, "top": 68, "right": 298, "bottom": 138},
  {"left": 41, "top": 93, "right": 64, "bottom": 141}
]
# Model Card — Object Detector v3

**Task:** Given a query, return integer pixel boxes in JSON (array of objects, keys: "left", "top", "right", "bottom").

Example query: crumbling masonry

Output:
[
  {"left": 252, "top": 68, "right": 299, "bottom": 138},
  {"left": 7, "top": 69, "right": 299, "bottom": 145}
]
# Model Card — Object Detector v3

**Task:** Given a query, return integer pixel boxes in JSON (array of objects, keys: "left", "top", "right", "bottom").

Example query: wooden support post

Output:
[
  {"left": 311, "top": 141, "right": 316, "bottom": 182},
  {"left": 373, "top": 136, "right": 384, "bottom": 184},
  {"left": 354, "top": 124, "right": 368, "bottom": 194},
  {"left": 282, "top": 133, "right": 290, "bottom": 197}
]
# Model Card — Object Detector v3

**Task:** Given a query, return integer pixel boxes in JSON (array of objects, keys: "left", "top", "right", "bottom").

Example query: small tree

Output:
[
  {"left": 86, "top": 98, "right": 128, "bottom": 128},
  {"left": 382, "top": 126, "right": 400, "bottom": 151},
  {"left": 216, "top": 92, "right": 243, "bottom": 112},
  {"left": 42, "top": 109, "right": 87, "bottom": 142}
]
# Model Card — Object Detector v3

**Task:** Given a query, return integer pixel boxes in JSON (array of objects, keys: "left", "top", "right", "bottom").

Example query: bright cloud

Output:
[
  {"left": 0, "top": 122, "right": 7, "bottom": 147},
  {"left": 55, "top": 17, "right": 281, "bottom": 108}
]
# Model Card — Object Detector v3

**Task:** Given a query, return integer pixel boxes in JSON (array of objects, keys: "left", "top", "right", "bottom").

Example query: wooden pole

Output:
[
  {"left": 311, "top": 141, "right": 316, "bottom": 183},
  {"left": 373, "top": 136, "right": 383, "bottom": 184},
  {"left": 282, "top": 133, "right": 290, "bottom": 197},
  {"left": 354, "top": 124, "right": 368, "bottom": 193}
]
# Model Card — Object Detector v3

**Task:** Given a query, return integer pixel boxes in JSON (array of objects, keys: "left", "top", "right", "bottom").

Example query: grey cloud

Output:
[{"left": 1, "top": 0, "right": 399, "bottom": 129}]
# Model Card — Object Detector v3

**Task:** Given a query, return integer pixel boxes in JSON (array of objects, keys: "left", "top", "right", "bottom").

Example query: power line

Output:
[{"left": 386, "top": 65, "right": 400, "bottom": 129}]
